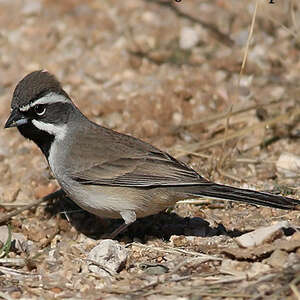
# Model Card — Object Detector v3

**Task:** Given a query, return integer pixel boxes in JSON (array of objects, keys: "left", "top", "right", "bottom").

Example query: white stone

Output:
[
  {"left": 276, "top": 153, "right": 300, "bottom": 178},
  {"left": 22, "top": 0, "right": 42, "bottom": 15},
  {"left": 179, "top": 27, "right": 199, "bottom": 50},
  {"left": 236, "top": 221, "right": 289, "bottom": 248},
  {"left": 87, "top": 239, "right": 128, "bottom": 277}
]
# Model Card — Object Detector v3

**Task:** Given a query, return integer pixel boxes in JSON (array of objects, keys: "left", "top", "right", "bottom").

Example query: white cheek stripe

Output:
[
  {"left": 32, "top": 119, "right": 67, "bottom": 141},
  {"left": 19, "top": 92, "right": 70, "bottom": 112}
]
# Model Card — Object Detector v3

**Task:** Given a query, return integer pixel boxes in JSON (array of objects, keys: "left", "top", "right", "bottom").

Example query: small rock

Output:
[
  {"left": 236, "top": 221, "right": 289, "bottom": 248},
  {"left": 179, "top": 27, "right": 199, "bottom": 50},
  {"left": 270, "top": 86, "right": 285, "bottom": 100},
  {"left": 172, "top": 112, "right": 183, "bottom": 127},
  {"left": 139, "top": 263, "right": 169, "bottom": 275},
  {"left": 22, "top": 0, "right": 42, "bottom": 15},
  {"left": 276, "top": 152, "right": 300, "bottom": 178},
  {"left": 264, "top": 249, "right": 288, "bottom": 268},
  {"left": 239, "top": 75, "right": 253, "bottom": 88},
  {"left": 87, "top": 239, "right": 128, "bottom": 277},
  {"left": 141, "top": 11, "right": 159, "bottom": 25}
]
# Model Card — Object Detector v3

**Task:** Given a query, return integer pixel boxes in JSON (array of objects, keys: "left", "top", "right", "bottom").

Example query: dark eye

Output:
[{"left": 34, "top": 104, "right": 46, "bottom": 116}]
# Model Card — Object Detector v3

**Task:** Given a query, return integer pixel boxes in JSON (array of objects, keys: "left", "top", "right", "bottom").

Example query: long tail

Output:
[{"left": 182, "top": 183, "right": 300, "bottom": 210}]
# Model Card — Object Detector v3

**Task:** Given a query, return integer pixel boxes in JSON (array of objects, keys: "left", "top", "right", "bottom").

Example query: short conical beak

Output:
[{"left": 4, "top": 108, "right": 28, "bottom": 128}]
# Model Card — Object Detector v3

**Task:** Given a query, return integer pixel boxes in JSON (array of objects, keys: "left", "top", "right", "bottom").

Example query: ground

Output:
[{"left": 0, "top": 0, "right": 300, "bottom": 299}]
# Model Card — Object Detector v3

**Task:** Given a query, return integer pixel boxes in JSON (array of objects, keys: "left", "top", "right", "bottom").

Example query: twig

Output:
[
  {"left": 247, "top": 264, "right": 300, "bottom": 300},
  {"left": 205, "top": 275, "right": 246, "bottom": 285},
  {"left": 218, "top": 169, "right": 242, "bottom": 183},
  {"left": 128, "top": 242, "right": 222, "bottom": 261},
  {"left": 84, "top": 258, "right": 117, "bottom": 277},
  {"left": 290, "top": 275, "right": 300, "bottom": 300},
  {"left": 174, "top": 150, "right": 275, "bottom": 165},
  {"left": 177, "top": 199, "right": 213, "bottom": 204},
  {"left": 0, "top": 189, "right": 64, "bottom": 224},
  {"left": 265, "top": 12, "right": 299, "bottom": 41},
  {"left": 0, "top": 203, "right": 45, "bottom": 207},
  {"left": 156, "top": 290, "right": 252, "bottom": 298},
  {"left": 175, "top": 109, "right": 300, "bottom": 155},
  {"left": 240, "top": 0, "right": 259, "bottom": 78},
  {"left": 0, "top": 258, "right": 26, "bottom": 267},
  {"left": 0, "top": 265, "right": 41, "bottom": 279},
  {"left": 218, "top": 105, "right": 233, "bottom": 170},
  {"left": 290, "top": 283, "right": 300, "bottom": 300},
  {"left": 182, "top": 98, "right": 283, "bottom": 127},
  {"left": 146, "top": 0, "right": 234, "bottom": 47},
  {"left": 290, "top": 0, "right": 298, "bottom": 35}
]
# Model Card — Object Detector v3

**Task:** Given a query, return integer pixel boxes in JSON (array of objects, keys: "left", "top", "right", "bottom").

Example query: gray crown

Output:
[{"left": 11, "top": 70, "right": 70, "bottom": 109}]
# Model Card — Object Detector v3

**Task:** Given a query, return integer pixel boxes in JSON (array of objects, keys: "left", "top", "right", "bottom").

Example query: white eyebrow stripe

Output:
[
  {"left": 19, "top": 92, "right": 70, "bottom": 112},
  {"left": 32, "top": 92, "right": 70, "bottom": 106}
]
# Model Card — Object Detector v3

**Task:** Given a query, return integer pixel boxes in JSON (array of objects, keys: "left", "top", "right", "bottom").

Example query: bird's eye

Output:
[{"left": 34, "top": 104, "right": 46, "bottom": 116}]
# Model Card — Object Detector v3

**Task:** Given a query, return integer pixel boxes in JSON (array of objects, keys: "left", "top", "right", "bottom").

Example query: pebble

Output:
[
  {"left": 276, "top": 152, "right": 300, "bottom": 178},
  {"left": 87, "top": 239, "right": 128, "bottom": 277},
  {"left": 179, "top": 26, "right": 199, "bottom": 50},
  {"left": 22, "top": 0, "right": 42, "bottom": 16},
  {"left": 172, "top": 112, "right": 183, "bottom": 127},
  {"left": 264, "top": 249, "right": 288, "bottom": 268},
  {"left": 236, "top": 221, "right": 289, "bottom": 248}
]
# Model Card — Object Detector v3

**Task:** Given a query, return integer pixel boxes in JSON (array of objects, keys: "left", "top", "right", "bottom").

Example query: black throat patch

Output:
[{"left": 17, "top": 121, "right": 54, "bottom": 159}]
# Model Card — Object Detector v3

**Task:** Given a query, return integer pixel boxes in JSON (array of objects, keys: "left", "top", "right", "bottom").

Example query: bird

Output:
[{"left": 4, "top": 70, "right": 300, "bottom": 238}]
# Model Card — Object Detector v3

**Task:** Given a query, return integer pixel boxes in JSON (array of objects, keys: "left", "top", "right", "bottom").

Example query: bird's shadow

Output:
[{"left": 44, "top": 193, "right": 248, "bottom": 241}]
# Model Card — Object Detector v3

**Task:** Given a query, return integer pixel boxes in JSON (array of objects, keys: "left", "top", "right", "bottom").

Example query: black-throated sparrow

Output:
[{"left": 5, "top": 71, "right": 300, "bottom": 238}]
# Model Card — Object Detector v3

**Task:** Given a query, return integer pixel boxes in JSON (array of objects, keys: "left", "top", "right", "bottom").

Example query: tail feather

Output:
[{"left": 184, "top": 183, "right": 300, "bottom": 210}]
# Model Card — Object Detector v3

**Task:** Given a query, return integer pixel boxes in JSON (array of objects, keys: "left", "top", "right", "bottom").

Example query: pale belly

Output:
[{"left": 58, "top": 179, "right": 179, "bottom": 220}]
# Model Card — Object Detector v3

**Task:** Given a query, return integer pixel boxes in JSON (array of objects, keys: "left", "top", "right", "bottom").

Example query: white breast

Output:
[{"left": 48, "top": 139, "right": 64, "bottom": 179}]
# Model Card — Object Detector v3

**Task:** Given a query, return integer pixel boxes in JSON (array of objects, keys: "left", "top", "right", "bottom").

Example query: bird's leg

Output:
[
  {"left": 108, "top": 223, "right": 131, "bottom": 239},
  {"left": 108, "top": 211, "right": 136, "bottom": 239}
]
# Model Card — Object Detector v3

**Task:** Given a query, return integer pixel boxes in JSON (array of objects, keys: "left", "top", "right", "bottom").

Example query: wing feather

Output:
[
  {"left": 71, "top": 152, "right": 208, "bottom": 187},
  {"left": 68, "top": 124, "right": 208, "bottom": 187}
]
